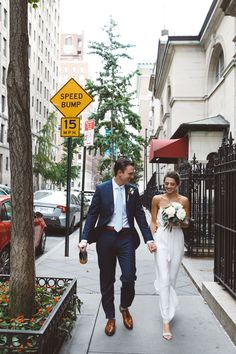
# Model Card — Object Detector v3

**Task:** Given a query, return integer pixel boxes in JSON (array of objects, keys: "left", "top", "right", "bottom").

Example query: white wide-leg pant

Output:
[{"left": 154, "top": 226, "right": 184, "bottom": 323}]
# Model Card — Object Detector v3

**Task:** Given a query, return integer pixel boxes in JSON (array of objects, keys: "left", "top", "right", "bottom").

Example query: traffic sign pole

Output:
[
  {"left": 50, "top": 78, "right": 93, "bottom": 257},
  {"left": 65, "top": 138, "right": 72, "bottom": 256}
]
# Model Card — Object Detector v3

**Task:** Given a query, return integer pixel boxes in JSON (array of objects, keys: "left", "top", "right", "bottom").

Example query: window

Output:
[
  {"left": 1, "top": 95, "right": 5, "bottom": 113},
  {"left": 65, "top": 36, "right": 72, "bottom": 45},
  {"left": 5, "top": 157, "right": 8, "bottom": 171},
  {"left": 2, "top": 66, "right": 6, "bottom": 85},
  {"left": 0, "top": 124, "right": 4, "bottom": 143},
  {"left": 3, "top": 38, "right": 6, "bottom": 56},
  {"left": 215, "top": 50, "right": 224, "bottom": 82},
  {"left": 1, "top": 201, "right": 12, "bottom": 221},
  {"left": 208, "top": 43, "right": 225, "bottom": 90},
  {"left": 3, "top": 9, "right": 7, "bottom": 28}
]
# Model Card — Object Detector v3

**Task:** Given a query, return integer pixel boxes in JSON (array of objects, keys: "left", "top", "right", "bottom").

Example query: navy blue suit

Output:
[{"left": 82, "top": 180, "right": 153, "bottom": 318}]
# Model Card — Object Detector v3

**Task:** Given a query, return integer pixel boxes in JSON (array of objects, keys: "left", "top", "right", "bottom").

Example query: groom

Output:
[{"left": 78, "top": 158, "right": 156, "bottom": 336}]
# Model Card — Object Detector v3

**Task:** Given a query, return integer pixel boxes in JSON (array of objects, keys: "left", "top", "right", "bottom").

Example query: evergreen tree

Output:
[{"left": 85, "top": 17, "right": 143, "bottom": 181}]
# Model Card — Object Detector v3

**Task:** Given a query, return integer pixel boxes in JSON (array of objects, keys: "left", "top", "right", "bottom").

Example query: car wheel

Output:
[
  {"left": 36, "top": 231, "right": 46, "bottom": 255},
  {"left": 0, "top": 247, "right": 10, "bottom": 274},
  {"left": 69, "top": 217, "right": 75, "bottom": 234}
]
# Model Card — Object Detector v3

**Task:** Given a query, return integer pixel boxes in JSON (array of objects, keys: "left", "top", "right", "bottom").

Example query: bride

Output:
[{"left": 150, "top": 171, "right": 190, "bottom": 340}]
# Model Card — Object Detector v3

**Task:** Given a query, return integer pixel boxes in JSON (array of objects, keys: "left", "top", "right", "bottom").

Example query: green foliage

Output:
[
  {"left": 85, "top": 17, "right": 143, "bottom": 180},
  {"left": 33, "top": 112, "right": 57, "bottom": 181},
  {"left": 33, "top": 113, "right": 79, "bottom": 187},
  {"left": 28, "top": 0, "right": 40, "bottom": 9}
]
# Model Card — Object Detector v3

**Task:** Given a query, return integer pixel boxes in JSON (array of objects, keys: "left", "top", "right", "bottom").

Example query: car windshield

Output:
[{"left": 0, "top": 185, "right": 11, "bottom": 195}]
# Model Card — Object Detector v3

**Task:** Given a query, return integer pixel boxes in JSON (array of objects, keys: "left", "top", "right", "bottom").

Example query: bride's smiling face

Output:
[{"left": 164, "top": 177, "right": 178, "bottom": 194}]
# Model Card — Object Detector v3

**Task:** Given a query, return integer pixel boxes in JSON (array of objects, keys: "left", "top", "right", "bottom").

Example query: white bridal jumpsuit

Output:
[{"left": 153, "top": 206, "right": 184, "bottom": 324}]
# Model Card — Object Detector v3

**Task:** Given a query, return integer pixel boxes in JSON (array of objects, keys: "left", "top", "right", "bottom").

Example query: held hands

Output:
[{"left": 147, "top": 241, "right": 157, "bottom": 253}]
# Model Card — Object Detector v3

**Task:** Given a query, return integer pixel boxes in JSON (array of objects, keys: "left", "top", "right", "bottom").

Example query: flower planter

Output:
[{"left": 0, "top": 275, "right": 77, "bottom": 354}]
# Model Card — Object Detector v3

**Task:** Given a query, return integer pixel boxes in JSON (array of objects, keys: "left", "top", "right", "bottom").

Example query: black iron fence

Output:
[
  {"left": 179, "top": 156, "right": 215, "bottom": 256},
  {"left": 214, "top": 136, "right": 236, "bottom": 298},
  {"left": 142, "top": 172, "right": 158, "bottom": 211},
  {"left": 143, "top": 135, "right": 236, "bottom": 297}
]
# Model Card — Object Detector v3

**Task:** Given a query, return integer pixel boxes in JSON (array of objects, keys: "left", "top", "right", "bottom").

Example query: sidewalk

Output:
[{"left": 36, "top": 220, "right": 236, "bottom": 354}]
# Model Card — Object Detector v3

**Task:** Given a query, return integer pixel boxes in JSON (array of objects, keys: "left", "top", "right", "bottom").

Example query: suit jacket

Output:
[{"left": 82, "top": 180, "right": 153, "bottom": 248}]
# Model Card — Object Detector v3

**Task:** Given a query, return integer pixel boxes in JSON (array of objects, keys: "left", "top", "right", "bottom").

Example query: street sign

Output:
[
  {"left": 84, "top": 119, "right": 95, "bottom": 146},
  {"left": 60, "top": 117, "right": 80, "bottom": 137},
  {"left": 50, "top": 78, "right": 93, "bottom": 117}
]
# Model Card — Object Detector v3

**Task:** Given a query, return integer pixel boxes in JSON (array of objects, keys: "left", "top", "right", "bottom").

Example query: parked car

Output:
[
  {"left": 0, "top": 185, "right": 11, "bottom": 196},
  {"left": 64, "top": 189, "right": 90, "bottom": 218},
  {"left": 84, "top": 190, "right": 95, "bottom": 206},
  {"left": 34, "top": 190, "right": 80, "bottom": 233},
  {"left": 0, "top": 196, "right": 47, "bottom": 274}
]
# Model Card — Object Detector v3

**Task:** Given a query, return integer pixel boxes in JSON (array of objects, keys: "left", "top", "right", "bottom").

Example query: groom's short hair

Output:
[{"left": 114, "top": 158, "right": 134, "bottom": 176}]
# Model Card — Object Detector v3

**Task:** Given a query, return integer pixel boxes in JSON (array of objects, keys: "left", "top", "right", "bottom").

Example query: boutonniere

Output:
[{"left": 127, "top": 187, "right": 134, "bottom": 201}]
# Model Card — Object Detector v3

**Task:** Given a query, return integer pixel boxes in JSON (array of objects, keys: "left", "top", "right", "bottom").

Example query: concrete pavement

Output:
[{"left": 36, "top": 220, "right": 236, "bottom": 354}]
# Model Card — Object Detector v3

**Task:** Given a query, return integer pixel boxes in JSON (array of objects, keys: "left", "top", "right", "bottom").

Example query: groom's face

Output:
[{"left": 118, "top": 165, "right": 134, "bottom": 185}]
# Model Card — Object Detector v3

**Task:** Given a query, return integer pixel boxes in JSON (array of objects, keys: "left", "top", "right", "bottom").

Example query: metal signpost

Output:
[
  {"left": 50, "top": 78, "right": 93, "bottom": 256},
  {"left": 79, "top": 119, "right": 95, "bottom": 242}
]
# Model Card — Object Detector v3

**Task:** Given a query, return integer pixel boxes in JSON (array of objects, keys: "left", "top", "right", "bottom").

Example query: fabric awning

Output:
[{"left": 149, "top": 137, "right": 188, "bottom": 163}]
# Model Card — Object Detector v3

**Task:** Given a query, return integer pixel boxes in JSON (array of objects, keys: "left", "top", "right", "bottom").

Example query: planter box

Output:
[{"left": 0, "top": 275, "right": 77, "bottom": 354}]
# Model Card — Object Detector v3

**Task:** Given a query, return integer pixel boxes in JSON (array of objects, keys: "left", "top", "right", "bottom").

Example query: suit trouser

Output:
[{"left": 96, "top": 229, "right": 136, "bottom": 319}]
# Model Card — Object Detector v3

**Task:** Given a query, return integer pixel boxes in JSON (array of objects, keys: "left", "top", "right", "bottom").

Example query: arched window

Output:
[
  {"left": 215, "top": 49, "right": 224, "bottom": 82},
  {"left": 208, "top": 44, "right": 225, "bottom": 90},
  {"left": 65, "top": 36, "right": 72, "bottom": 46}
]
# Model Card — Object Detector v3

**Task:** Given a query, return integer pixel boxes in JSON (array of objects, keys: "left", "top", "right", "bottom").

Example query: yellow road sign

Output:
[
  {"left": 60, "top": 117, "right": 80, "bottom": 137},
  {"left": 50, "top": 78, "right": 93, "bottom": 117}
]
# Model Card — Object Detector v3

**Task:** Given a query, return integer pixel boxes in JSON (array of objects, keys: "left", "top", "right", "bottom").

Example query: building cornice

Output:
[{"left": 221, "top": 0, "right": 236, "bottom": 16}]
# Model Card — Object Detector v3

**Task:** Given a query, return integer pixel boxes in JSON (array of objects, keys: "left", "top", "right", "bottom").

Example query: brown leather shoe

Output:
[
  {"left": 105, "top": 319, "right": 116, "bottom": 336},
  {"left": 119, "top": 306, "right": 133, "bottom": 329}
]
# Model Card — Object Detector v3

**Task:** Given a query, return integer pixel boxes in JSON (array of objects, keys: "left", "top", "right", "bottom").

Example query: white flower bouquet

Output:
[{"left": 161, "top": 202, "right": 187, "bottom": 231}]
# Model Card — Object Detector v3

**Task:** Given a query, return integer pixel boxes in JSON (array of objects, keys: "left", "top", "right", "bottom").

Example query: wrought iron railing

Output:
[
  {"left": 214, "top": 135, "right": 236, "bottom": 298},
  {"left": 142, "top": 172, "right": 157, "bottom": 211},
  {"left": 179, "top": 156, "right": 215, "bottom": 256}
]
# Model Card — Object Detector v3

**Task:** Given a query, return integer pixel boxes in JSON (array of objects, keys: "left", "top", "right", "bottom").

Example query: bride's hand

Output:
[{"left": 148, "top": 242, "right": 157, "bottom": 253}]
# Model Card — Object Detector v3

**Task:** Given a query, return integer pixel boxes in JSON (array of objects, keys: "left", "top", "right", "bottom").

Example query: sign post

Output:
[
  {"left": 79, "top": 119, "right": 95, "bottom": 242},
  {"left": 50, "top": 78, "right": 93, "bottom": 256}
]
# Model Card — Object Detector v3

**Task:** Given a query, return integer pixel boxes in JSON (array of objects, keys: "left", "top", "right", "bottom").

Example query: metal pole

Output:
[
  {"left": 79, "top": 146, "right": 86, "bottom": 242},
  {"left": 65, "top": 137, "right": 72, "bottom": 256}
]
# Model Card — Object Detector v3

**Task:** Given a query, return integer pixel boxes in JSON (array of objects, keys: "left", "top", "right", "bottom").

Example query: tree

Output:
[
  {"left": 33, "top": 112, "right": 58, "bottom": 190},
  {"left": 7, "top": 0, "right": 36, "bottom": 317},
  {"left": 85, "top": 17, "right": 144, "bottom": 181},
  {"left": 33, "top": 113, "right": 83, "bottom": 188}
]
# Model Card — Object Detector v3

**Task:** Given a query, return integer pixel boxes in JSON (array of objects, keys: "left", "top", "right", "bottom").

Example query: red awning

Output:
[{"left": 149, "top": 137, "right": 188, "bottom": 163}]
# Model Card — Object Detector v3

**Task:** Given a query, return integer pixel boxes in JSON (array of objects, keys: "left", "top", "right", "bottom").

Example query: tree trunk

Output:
[{"left": 7, "top": 0, "right": 35, "bottom": 317}]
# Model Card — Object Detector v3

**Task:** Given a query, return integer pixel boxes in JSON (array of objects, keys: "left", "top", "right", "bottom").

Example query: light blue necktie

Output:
[{"left": 114, "top": 187, "right": 123, "bottom": 232}]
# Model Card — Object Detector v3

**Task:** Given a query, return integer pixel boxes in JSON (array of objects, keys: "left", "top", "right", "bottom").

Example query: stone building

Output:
[{"left": 149, "top": 0, "right": 236, "bottom": 182}]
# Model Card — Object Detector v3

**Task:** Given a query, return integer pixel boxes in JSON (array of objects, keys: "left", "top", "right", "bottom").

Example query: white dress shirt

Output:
[{"left": 107, "top": 179, "right": 130, "bottom": 228}]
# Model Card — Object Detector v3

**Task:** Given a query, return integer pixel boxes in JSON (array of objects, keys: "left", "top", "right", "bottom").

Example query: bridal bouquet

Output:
[{"left": 161, "top": 202, "right": 187, "bottom": 231}]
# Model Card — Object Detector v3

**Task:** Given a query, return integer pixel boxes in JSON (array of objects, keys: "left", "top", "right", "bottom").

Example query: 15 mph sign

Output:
[{"left": 50, "top": 78, "right": 93, "bottom": 117}]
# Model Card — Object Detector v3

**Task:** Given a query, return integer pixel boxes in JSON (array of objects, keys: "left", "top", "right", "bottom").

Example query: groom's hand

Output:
[
  {"left": 147, "top": 241, "right": 157, "bottom": 253},
  {"left": 78, "top": 239, "right": 87, "bottom": 251}
]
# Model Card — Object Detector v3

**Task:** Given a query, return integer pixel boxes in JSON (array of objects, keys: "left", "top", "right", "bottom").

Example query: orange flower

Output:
[
  {"left": 17, "top": 316, "right": 24, "bottom": 323},
  {"left": 37, "top": 308, "right": 43, "bottom": 314},
  {"left": 53, "top": 296, "right": 59, "bottom": 302},
  {"left": 46, "top": 306, "right": 52, "bottom": 313}
]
